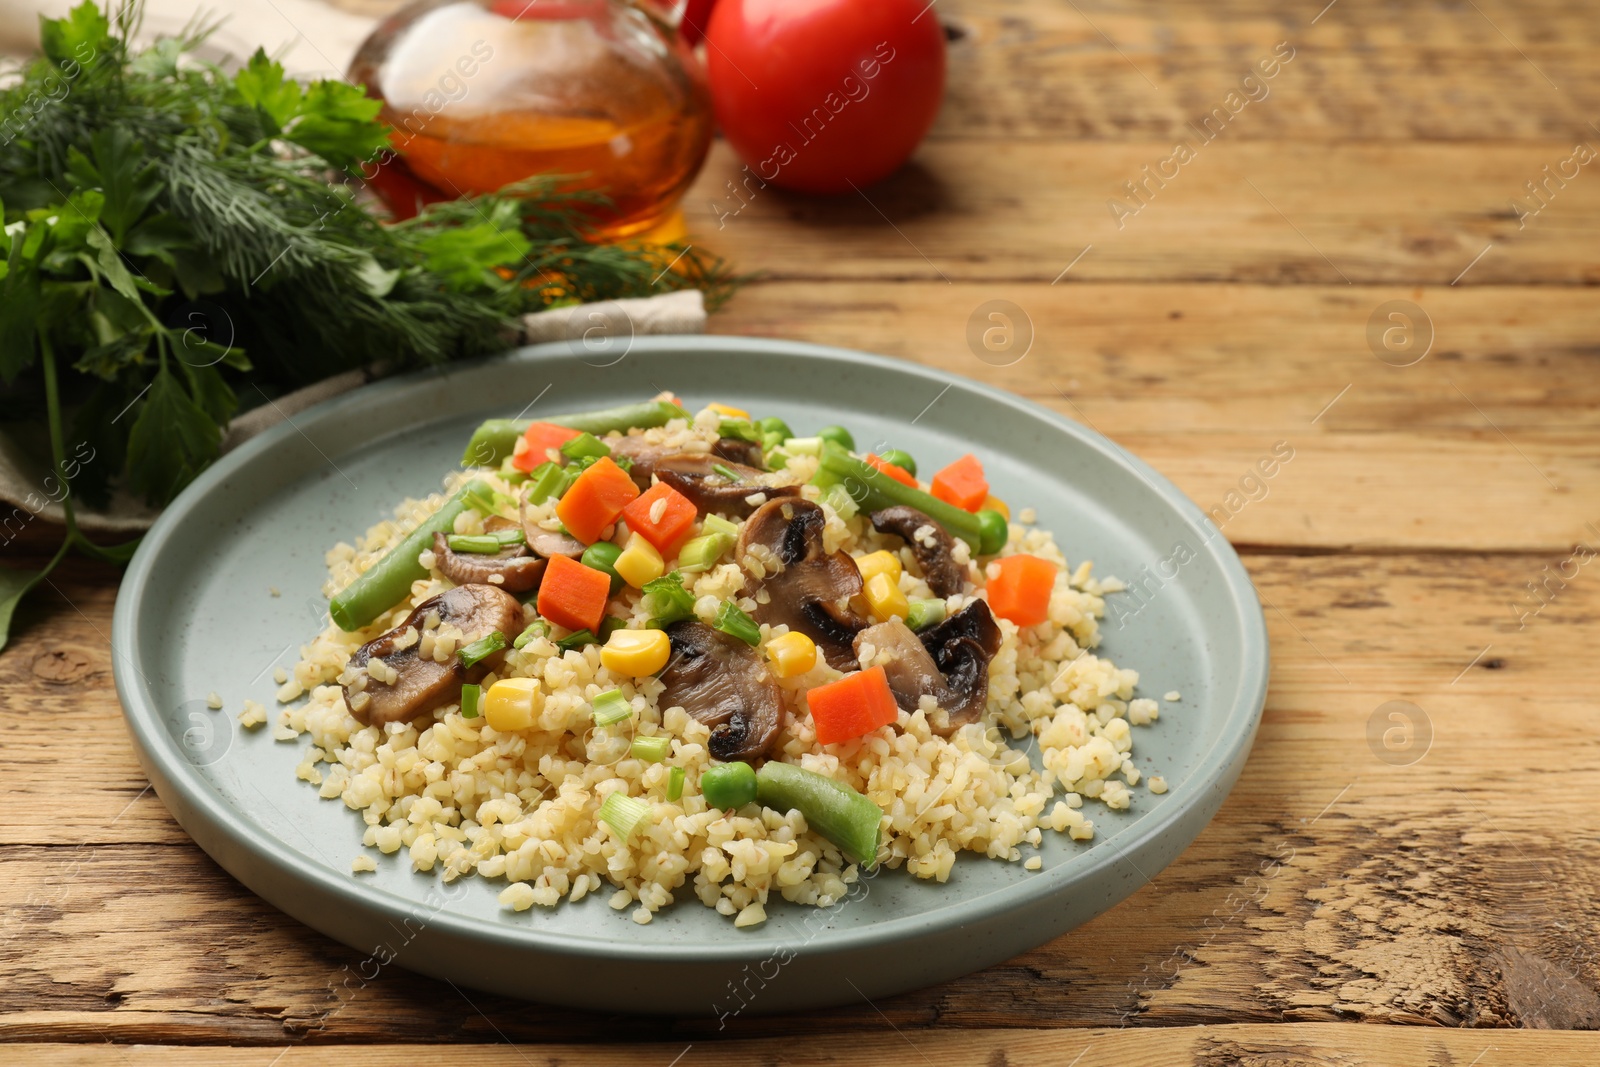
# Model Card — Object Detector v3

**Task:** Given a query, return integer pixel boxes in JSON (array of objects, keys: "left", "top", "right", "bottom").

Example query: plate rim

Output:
[{"left": 112, "top": 334, "right": 1269, "bottom": 965}]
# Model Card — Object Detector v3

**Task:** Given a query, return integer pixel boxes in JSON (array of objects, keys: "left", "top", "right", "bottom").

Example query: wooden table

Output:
[{"left": 7, "top": 0, "right": 1600, "bottom": 1062}]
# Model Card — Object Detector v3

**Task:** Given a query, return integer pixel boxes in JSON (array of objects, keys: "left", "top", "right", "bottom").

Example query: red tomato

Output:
[{"left": 703, "top": 0, "right": 946, "bottom": 194}]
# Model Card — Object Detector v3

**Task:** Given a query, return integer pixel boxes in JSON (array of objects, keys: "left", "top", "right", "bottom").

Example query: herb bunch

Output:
[{"left": 0, "top": 1, "right": 734, "bottom": 649}]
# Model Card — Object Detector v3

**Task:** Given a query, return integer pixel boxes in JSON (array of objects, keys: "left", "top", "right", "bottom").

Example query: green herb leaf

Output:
[
  {"left": 124, "top": 365, "right": 220, "bottom": 505},
  {"left": 38, "top": 1, "right": 110, "bottom": 69},
  {"left": 233, "top": 49, "right": 303, "bottom": 132},
  {"left": 66, "top": 129, "right": 163, "bottom": 243},
  {"left": 0, "top": 564, "right": 48, "bottom": 655}
]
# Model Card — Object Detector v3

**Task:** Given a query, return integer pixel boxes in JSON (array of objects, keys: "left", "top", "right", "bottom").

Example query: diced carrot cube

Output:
[
  {"left": 931, "top": 453, "right": 989, "bottom": 513},
  {"left": 987, "top": 554, "right": 1056, "bottom": 627},
  {"left": 556, "top": 457, "right": 640, "bottom": 543},
  {"left": 807, "top": 666, "right": 900, "bottom": 745},
  {"left": 620, "top": 482, "right": 699, "bottom": 558},
  {"left": 537, "top": 554, "right": 612, "bottom": 634}
]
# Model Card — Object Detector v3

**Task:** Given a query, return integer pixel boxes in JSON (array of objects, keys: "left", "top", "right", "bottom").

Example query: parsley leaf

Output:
[{"left": 124, "top": 365, "right": 221, "bottom": 505}]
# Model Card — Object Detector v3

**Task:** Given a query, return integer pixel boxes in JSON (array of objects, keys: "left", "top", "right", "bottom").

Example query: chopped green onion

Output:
[
  {"left": 526, "top": 462, "right": 567, "bottom": 505},
  {"left": 667, "top": 766, "right": 685, "bottom": 801},
  {"left": 783, "top": 436, "right": 823, "bottom": 456},
  {"left": 598, "top": 790, "right": 651, "bottom": 839},
  {"left": 446, "top": 534, "right": 503, "bottom": 554},
  {"left": 643, "top": 572, "right": 696, "bottom": 628},
  {"left": 702, "top": 514, "right": 739, "bottom": 538},
  {"left": 599, "top": 616, "right": 627, "bottom": 641},
  {"left": 718, "top": 418, "right": 763, "bottom": 444},
  {"left": 766, "top": 449, "right": 790, "bottom": 472},
  {"left": 556, "top": 629, "right": 596, "bottom": 653},
  {"left": 457, "top": 631, "right": 506, "bottom": 669},
  {"left": 592, "top": 689, "right": 632, "bottom": 726},
  {"left": 513, "top": 621, "right": 550, "bottom": 649},
  {"left": 820, "top": 482, "right": 860, "bottom": 520},
  {"left": 612, "top": 454, "right": 634, "bottom": 473},
  {"left": 631, "top": 735, "right": 671, "bottom": 763},
  {"left": 459, "top": 683, "right": 482, "bottom": 719},
  {"left": 676, "top": 531, "right": 732, "bottom": 573},
  {"left": 905, "top": 598, "right": 947, "bottom": 632},
  {"left": 561, "top": 432, "right": 612, "bottom": 462},
  {"left": 463, "top": 482, "right": 501, "bottom": 516},
  {"left": 710, "top": 462, "right": 742, "bottom": 482},
  {"left": 714, "top": 601, "right": 761, "bottom": 646},
  {"left": 498, "top": 458, "right": 530, "bottom": 485}
]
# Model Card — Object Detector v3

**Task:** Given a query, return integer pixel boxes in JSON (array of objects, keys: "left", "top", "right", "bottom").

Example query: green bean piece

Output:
[
  {"left": 756, "top": 761, "right": 881, "bottom": 868},
  {"left": 812, "top": 443, "right": 984, "bottom": 549},
  {"left": 329, "top": 479, "right": 490, "bottom": 632},
  {"left": 701, "top": 761, "right": 758, "bottom": 809},
  {"left": 461, "top": 400, "right": 690, "bottom": 467}
]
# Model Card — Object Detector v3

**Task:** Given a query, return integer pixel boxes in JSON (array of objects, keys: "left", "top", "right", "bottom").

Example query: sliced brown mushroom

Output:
[
  {"left": 518, "top": 490, "right": 589, "bottom": 560},
  {"left": 738, "top": 498, "right": 869, "bottom": 670},
  {"left": 712, "top": 436, "right": 766, "bottom": 470},
  {"left": 343, "top": 584, "right": 523, "bottom": 726},
  {"left": 659, "top": 620, "right": 785, "bottom": 761},
  {"left": 869, "top": 505, "right": 966, "bottom": 597},
  {"left": 607, "top": 436, "right": 796, "bottom": 515},
  {"left": 854, "top": 618, "right": 946, "bottom": 713},
  {"left": 431, "top": 531, "right": 547, "bottom": 593},
  {"left": 916, "top": 600, "right": 1004, "bottom": 734}
]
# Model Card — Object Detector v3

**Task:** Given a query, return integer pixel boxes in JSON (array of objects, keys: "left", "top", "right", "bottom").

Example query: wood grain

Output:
[{"left": 7, "top": 0, "right": 1600, "bottom": 1054}]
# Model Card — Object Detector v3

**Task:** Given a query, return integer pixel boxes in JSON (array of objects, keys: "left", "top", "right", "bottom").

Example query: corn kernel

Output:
[
  {"left": 601, "top": 627, "right": 671, "bottom": 676},
  {"left": 614, "top": 531, "right": 665, "bottom": 589},
  {"left": 707, "top": 402, "right": 750, "bottom": 419},
  {"left": 983, "top": 494, "right": 1010, "bottom": 520},
  {"left": 864, "top": 572, "right": 908, "bottom": 622},
  {"left": 855, "top": 550, "right": 902, "bottom": 584},
  {"left": 484, "top": 678, "right": 538, "bottom": 732},
  {"left": 765, "top": 631, "right": 818, "bottom": 679}
]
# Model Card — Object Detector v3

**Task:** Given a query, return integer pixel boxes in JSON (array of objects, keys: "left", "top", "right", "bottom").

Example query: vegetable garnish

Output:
[
  {"left": 462, "top": 401, "right": 691, "bottom": 467},
  {"left": 931, "top": 454, "right": 991, "bottom": 514},
  {"left": 556, "top": 456, "right": 640, "bottom": 543},
  {"left": 457, "top": 630, "right": 507, "bottom": 669},
  {"left": 717, "top": 418, "right": 764, "bottom": 444},
  {"left": 710, "top": 462, "right": 743, "bottom": 482},
  {"left": 512, "top": 621, "right": 551, "bottom": 649},
  {"left": 330, "top": 479, "right": 489, "bottom": 631},
  {"left": 555, "top": 628, "right": 597, "bottom": 653},
  {"left": 813, "top": 443, "right": 984, "bottom": 549},
  {"left": 525, "top": 462, "right": 569, "bottom": 505},
  {"left": 713, "top": 601, "right": 761, "bottom": 646},
  {"left": 559, "top": 432, "right": 612, "bottom": 462},
  {"left": 986, "top": 554, "right": 1058, "bottom": 627},
  {"left": 700, "top": 761, "right": 758, "bottom": 809},
  {"left": 446, "top": 534, "right": 503, "bottom": 554},
  {"left": 598, "top": 791, "right": 651, "bottom": 840},
  {"left": 592, "top": 689, "right": 632, "bottom": 726},
  {"left": 675, "top": 531, "right": 732, "bottom": 573},
  {"left": 667, "top": 766, "right": 686, "bottom": 801},
  {"left": 755, "top": 762, "right": 881, "bottom": 868},
  {"left": 806, "top": 666, "right": 900, "bottom": 745},
  {"left": 631, "top": 735, "right": 671, "bottom": 763},
  {"left": 459, "top": 683, "right": 482, "bottom": 719},
  {"left": 642, "top": 572, "right": 696, "bottom": 628},
  {"left": 904, "top": 598, "right": 947, "bottom": 632},
  {"left": 537, "top": 554, "right": 612, "bottom": 633},
  {"left": 702, "top": 514, "right": 740, "bottom": 538}
]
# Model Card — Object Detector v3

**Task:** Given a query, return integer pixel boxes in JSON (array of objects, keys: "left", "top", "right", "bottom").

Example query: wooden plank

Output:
[
  {"left": 684, "top": 140, "right": 1600, "bottom": 285},
  {"left": 707, "top": 280, "right": 1598, "bottom": 552},
  {"left": 8, "top": 1026, "right": 1600, "bottom": 1066},
  {"left": 3, "top": 553, "right": 1596, "bottom": 1039},
  {"left": 932, "top": 0, "right": 1600, "bottom": 142}
]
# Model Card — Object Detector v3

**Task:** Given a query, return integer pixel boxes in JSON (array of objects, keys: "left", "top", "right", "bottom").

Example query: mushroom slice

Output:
[
  {"left": 659, "top": 620, "right": 785, "bottom": 761},
  {"left": 869, "top": 505, "right": 966, "bottom": 597},
  {"left": 518, "top": 490, "right": 588, "bottom": 560},
  {"left": 738, "top": 498, "right": 869, "bottom": 671},
  {"left": 343, "top": 584, "right": 523, "bottom": 726},
  {"left": 854, "top": 619, "right": 946, "bottom": 712},
  {"left": 431, "top": 531, "right": 547, "bottom": 593},
  {"left": 914, "top": 600, "right": 1004, "bottom": 735},
  {"left": 712, "top": 436, "right": 766, "bottom": 470},
  {"left": 655, "top": 454, "right": 799, "bottom": 517}
]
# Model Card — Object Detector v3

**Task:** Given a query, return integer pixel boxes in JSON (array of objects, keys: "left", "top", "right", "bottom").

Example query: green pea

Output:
[
  {"left": 878, "top": 449, "right": 917, "bottom": 477},
  {"left": 976, "top": 509, "right": 1010, "bottom": 556},
  {"left": 580, "top": 541, "right": 625, "bottom": 595},
  {"left": 757, "top": 416, "right": 794, "bottom": 439},
  {"left": 700, "top": 761, "right": 758, "bottom": 809},
  {"left": 817, "top": 425, "right": 855, "bottom": 451}
]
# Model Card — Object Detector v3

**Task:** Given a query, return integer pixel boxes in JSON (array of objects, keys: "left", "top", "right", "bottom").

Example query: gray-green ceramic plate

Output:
[{"left": 112, "top": 336, "right": 1267, "bottom": 1015}]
